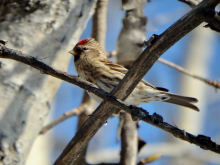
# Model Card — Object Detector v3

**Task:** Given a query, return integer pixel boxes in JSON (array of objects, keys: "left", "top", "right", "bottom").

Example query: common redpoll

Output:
[{"left": 69, "top": 38, "right": 199, "bottom": 111}]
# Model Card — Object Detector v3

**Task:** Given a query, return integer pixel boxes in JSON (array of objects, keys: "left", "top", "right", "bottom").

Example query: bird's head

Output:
[{"left": 69, "top": 38, "right": 103, "bottom": 62}]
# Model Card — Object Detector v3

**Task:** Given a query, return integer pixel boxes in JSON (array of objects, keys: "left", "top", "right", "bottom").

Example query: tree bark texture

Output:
[{"left": 0, "top": 0, "right": 97, "bottom": 164}]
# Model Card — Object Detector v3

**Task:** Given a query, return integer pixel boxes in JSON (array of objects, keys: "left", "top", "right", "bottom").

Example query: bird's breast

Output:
[{"left": 75, "top": 63, "right": 96, "bottom": 84}]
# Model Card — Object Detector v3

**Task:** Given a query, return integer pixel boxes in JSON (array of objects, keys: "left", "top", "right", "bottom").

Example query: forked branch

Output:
[
  {"left": 0, "top": 43, "right": 220, "bottom": 156},
  {"left": 0, "top": 1, "right": 219, "bottom": 164}
]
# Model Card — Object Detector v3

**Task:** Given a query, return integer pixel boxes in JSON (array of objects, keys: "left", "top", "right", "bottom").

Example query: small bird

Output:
[{"left": 69, "top": 38, "right": 199, "bottom": 111}]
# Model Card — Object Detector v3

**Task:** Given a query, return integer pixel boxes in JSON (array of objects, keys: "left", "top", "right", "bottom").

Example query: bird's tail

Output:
[{"left": 164, "top": 93, "right": 199, "bottom": 111}]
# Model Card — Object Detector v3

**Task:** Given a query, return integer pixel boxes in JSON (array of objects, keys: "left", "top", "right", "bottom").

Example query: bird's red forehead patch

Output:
[{"left": 77, "top": 39, "right": 88, "bottom": 45}]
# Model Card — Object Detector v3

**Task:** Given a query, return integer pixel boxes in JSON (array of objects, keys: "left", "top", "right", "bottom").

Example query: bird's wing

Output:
[
  {"left": 103, "top": 59, "right": 157, "bottom": 89},
  {"left": 103, "top": 60, "right": 128, "bottom": 74}
]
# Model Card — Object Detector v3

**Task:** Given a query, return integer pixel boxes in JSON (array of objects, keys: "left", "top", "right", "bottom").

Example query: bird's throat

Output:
[{"left": 74, "top": 54, "right": 80, "bottom": 62}]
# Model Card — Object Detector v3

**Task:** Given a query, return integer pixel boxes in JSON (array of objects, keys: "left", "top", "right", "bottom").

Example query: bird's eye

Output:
[{"left": 83, "top": 47, "right": 88, "bottom": 50}]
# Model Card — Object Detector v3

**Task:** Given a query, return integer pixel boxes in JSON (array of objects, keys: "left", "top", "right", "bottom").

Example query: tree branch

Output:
[
  {"left": 158, "top": 58, "right": 220, "bottom": 89},
  {"left": 39, "top": 1, "right": 220, "bottom": 162},
  {"left": 107, "top": 51, "right": 220, "bottom": 90},
  {"left": 0, "top": 37, "right": 220, "bottom": 158},
  {"left": 73, "top": 93, "right": 93, "bottom": 165},
  {"left": 1, "top": 1, "right": 220, "bottom": 164},
  {"left": 203, "top": 10, "right": 220, "bottom": 33},
  {"left": 179, "top": 0, "right": 220, "bottom": 32},
  {"left": 39, "top": 104, "right": 86, "bottom": 135}
]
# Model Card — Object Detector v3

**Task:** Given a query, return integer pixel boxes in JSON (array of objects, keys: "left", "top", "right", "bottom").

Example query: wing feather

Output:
[{"left": 103, "top": 59, "right": 156, "bottom": 89}]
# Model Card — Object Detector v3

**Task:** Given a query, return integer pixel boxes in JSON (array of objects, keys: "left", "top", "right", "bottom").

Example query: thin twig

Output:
[
  {"left": 39, "top": 104, "right": 86, "bottom": 135},
  {"left": 106, "top": 52, "right": 220, "bottom": 89},
  {"left": 158, "top": 58, "right": 220, "bottom": 89}
]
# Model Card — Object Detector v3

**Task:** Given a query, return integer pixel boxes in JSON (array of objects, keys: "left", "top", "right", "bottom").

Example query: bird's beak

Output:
[{"left": 68, "top": 50, "right": 76, "bottom": 55}]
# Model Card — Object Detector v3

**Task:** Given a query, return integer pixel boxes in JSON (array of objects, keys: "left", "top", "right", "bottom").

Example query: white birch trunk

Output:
[
  {"left": 0, "top": 0, "right": 97, "bottom": 164},
  {"left": 170, "top": 24, "right": 216, "bottom": 165}
]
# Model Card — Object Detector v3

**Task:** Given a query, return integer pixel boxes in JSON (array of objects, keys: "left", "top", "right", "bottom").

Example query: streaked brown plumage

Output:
[{"left": 69, "top": 38, "right": 199, "bottom": 111}]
